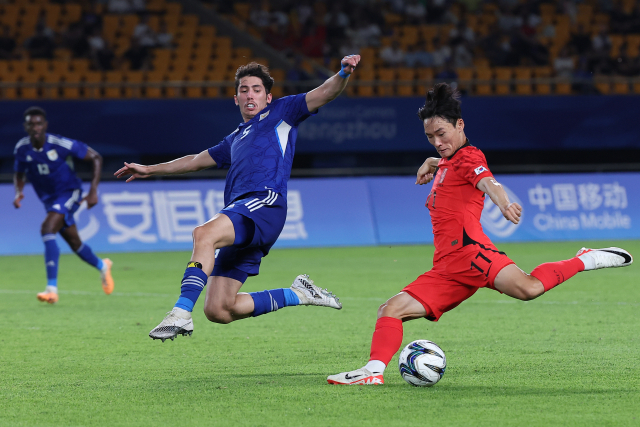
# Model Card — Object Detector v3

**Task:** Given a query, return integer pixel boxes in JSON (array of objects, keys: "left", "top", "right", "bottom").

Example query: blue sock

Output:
[
  {"left": 249, "top": 288, "right": 300, "bottom": 317},
  {"left": 43, "top": 234, "right": 59, "bottom": 287},
  {"left": 75, "top": 243, "right": 103, "bottom": 270},
  {"left": 174, "top": 267, "right": 208, "bottom": 312}
]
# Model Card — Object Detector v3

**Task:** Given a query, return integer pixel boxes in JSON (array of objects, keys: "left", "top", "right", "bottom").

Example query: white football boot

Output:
[
  {"left": 149, "top": 307, "right": 193, "bottom": 342},
  {"left": 576, "top": 247, "right": 633, "bottom": 271},
  {"left": 327, "top": 368, "right": 384, "bottom": 385},
  {"left": 291, "top": 274, "right": 342, "bottom": 309}
]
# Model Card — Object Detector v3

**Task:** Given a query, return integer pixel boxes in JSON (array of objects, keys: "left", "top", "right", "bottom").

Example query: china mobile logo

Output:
[{"left": 480, "top": 184, "right": 523, "bottom": 237}]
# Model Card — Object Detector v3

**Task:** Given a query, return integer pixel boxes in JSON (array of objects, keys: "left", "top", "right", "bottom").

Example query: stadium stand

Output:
[{"left": 0, "top": 0, "right": 639, "bottom": 99}]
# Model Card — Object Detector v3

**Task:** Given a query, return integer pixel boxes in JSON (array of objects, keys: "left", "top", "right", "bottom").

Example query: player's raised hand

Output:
[
  {"left": 115, "top": 162, "right": 151, "bottom": 183},
  {"left": 415, "top": 157, "right": 438, "bottom": 185},
  {"left": 501, "top": 202, "right": 522, "bottom": 225},
  {"left": 340, "top": 55, "right": 361, "bottom": 76},
  {"left": 13, "top": 192, "right": 24, "bottom": 209}
]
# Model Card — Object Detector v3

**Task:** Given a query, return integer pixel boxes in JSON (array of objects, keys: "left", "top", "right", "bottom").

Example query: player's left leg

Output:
[
  {"left": 327, "top": 291, "right": 427, "bottom": 385},
  {"left": 37, "top": 211, "right": 66, "bottom": 304},
  {"left": 494, "top": 247, "right": 633, "bottom": 300},
  {"left": 59, "top": 225, "right": 114, "bottom": 295}
]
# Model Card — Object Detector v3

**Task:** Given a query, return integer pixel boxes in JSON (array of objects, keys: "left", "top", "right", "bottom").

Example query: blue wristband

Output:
[{"left": 338, "top": 67, "right": 349, "bottom": 79}]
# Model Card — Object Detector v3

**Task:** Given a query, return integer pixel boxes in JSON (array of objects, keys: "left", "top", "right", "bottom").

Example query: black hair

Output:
[
  {"left": 24, "top": 106, "right": 47, "bottom": 121},
  {"left": 417, "top": 83, "right": 461, "bottom": 126},
  {"left": 234, "top": 62, "right": 274, "bottom": 94}
]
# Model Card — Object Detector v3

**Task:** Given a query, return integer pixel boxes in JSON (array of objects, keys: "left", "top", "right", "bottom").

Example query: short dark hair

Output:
[
  {"left": 234, "top": 62, "right": 274, "bottom": 94},
  {"left": 24, "top": 106, "right": 47, "bottom": 121},
  {"left": 417, "top": 83, "right": 461, "bottom": 126}
]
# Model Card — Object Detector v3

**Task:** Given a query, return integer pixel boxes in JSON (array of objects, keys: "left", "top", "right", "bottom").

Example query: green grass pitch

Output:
[{"left": 1, "top": 241, "right": 639, "bottom": 427}]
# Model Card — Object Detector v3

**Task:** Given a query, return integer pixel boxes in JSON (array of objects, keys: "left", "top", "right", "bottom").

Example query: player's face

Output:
[
  {"left": 424, "top": 117, "right": 465, "bottom": 158},
  {"left": 234, "top": 76, "right": 272, "bottom": 122},
  {"left": 24, "top": 114, "right": 48, "bottom": 143}
]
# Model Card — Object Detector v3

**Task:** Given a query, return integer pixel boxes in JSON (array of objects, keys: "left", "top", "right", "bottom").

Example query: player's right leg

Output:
[
  {"left": 59, "top": 225, "right": 114, "bottom": 295},
  {"left": 149, "top": 213, "right": 235, "bottom": 341},
  {"left": 36, "top": 211, "right": 66, "bottom": 304},
  {"left": 327, "top": 292, "right": 426, "bottom": 385}
]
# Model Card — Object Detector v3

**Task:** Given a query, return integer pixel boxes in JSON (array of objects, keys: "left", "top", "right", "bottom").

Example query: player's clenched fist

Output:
[
  {"left": 13, "top": 192, "right": 24, "bottom": 208},
  {"left": 340, "top": 55, "right": 360, "bottom": 76},
  {"left": 501, "top": 202, "right": 522, "bottom": 225}
]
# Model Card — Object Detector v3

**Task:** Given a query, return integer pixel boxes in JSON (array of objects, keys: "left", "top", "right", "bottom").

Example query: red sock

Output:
[
  {"left": 530, "top": 257, "right": 585, "bottom": 292},
  {"left": 369, "top": 316, "right": 403, "bottom": 365}
]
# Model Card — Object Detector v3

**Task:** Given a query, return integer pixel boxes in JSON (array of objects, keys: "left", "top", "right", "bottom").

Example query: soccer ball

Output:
[{"left": 398, "top": 340, "right": 446, "bottom": 387}]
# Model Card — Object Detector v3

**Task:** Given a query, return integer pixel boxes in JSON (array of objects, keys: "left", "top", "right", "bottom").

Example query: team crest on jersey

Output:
[
  {"left": 474, "top": 165, "right": 487, "bottom": 175},
  {"left": 259, "top": 110, "right": 270, "bottom": 121},
  {"left": 46, "top": 149, "right": 58, "bottom": 161},
  {"left": 26, "top": 155, "right": 32, "bottom": 162}
]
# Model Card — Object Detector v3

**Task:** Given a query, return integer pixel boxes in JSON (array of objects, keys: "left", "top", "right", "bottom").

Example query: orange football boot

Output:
[
  {"left": 36, "top": 291, "right": 59, "bottom": 304},
  {"left": 101, "top": 258, "right": 114, "bottom": 295}
]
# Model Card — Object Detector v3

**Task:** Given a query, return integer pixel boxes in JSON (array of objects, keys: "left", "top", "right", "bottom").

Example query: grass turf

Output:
[{"left": 0, "top": 241, "right": 638, "bottom": 427}]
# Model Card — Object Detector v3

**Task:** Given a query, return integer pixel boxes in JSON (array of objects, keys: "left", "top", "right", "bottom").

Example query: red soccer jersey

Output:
[{"left": 426, "top": 143, "right": 494, "bottom": 262}]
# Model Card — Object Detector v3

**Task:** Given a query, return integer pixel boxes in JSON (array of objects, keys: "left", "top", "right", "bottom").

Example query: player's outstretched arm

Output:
[
  {"left": 13, "top": 172, "right": 25, "bottom": 208},
  {"left": 305, "top": 55, "right": 360, "bottom": 112},
  {"left": 415, "top": 157, "right": 440, "bottom": 185},
  {"left": 477, "top": 176, "right": 522, "bottom": 224},
  {"left": 114, "top": 149, "right": 217, "bottom": 183},
  {"left": 83, "top": 147, "right": 103, "bottom": 209}
]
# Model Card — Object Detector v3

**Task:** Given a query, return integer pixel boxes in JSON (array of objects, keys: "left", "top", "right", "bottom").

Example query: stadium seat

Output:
[
  {"left": 145, "top": 71, "right": 166, "bottom": 98},
  {"left": 70, "top": 59, "right": 90, "bottom": 74},
  {"left": 1, "top": 72, "right": 18, "bottom": 100},
  {"left": 533, "top": 67, "right": 552, "bottom": 95},
  {"left": 104, "top": 71, "right": 124, "bottom": 99},
  {"left": 396, "top": 68, "right": 415, "bottom": 96},
  {"left": 494, "top": 67, "right": 512, "bottom": 95},
  {"left": 415, "top": 67, "right": 434, "bottom": 95},
  {"left": 125, "top": 71, "right": 144, "bottom": 98},
  {"left": 62, "top": 72, "right": 81, "bottom": 99},
  {"left": 377, "top": 68, "right": 395, "bottom": 97},
  {"left": 613, "top": 79, "right": 629, "bottom": 95},
  {"left": 21, "top": 72, "right": 40, "bottom": 99},
  {"left": 514, "top": 68, "right": 533, "bottom": 95},
  {"left": 456, "top": 68, "right": 473, "bottom": 93},
  {"left": 475, "top": 68, "right": 493, "bottom": 95},
  {"left": 84, "top": 72, "right": 103, "bottom": 99},
  {"left": 42, "top": 72, "right": 62, "bottom": 99}
]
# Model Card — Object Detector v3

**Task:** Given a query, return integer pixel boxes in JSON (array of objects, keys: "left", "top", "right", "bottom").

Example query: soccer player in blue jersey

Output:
[
  {"left": 13, "top": 107, "right": 115, "bottom": 304},
  {"left": 116, "top": 55, "right": 360, "bottom": 341}
]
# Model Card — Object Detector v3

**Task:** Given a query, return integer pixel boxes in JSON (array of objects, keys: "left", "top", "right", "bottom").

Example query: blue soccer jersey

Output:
[
  {"left": 208, "top": 93, "right": 315, "bottom": 205},
  {"left": 14, "top": 134, "right": 88, "bottom": 204}
]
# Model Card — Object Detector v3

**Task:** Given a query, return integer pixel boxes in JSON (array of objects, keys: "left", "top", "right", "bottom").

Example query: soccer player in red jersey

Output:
[{"left": 327, "top": 83, "right": 633, "bottom": 385}]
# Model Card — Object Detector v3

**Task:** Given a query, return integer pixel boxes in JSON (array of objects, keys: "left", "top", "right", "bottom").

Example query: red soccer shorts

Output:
[{"left": 403, "top": 244, "right": 515, "bottom": 322}]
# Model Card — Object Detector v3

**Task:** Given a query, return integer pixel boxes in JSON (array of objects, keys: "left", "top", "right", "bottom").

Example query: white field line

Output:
[{"left": 0, "top": 289, "right": 638, "bottom": 305}]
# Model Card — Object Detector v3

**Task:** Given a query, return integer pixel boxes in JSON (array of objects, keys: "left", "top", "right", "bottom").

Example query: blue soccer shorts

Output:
[
  {"left": 44, "top": 189, "right": 82, "bottom": 229},
  {"left": 211, "top": 190, "right": 287, "bottom": 283}
]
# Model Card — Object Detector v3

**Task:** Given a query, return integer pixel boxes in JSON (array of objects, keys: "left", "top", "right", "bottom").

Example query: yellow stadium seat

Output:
[
  {"left": 514, "top": 68, "right": 533, "bottom": 95},
  {"left": 104, "top": 71, "right": 123, "bottom": 99},
  {"left": 21, "top": 72, "right": 40, "bottom": 99},
  {"left": 42, "top": 72, "right": 61, "bottom": 99},
  {"left": 83, "top": 72, "right": 103, "bottom": 99},
  {"left": 396, "top": 68, "right": 415, "bottom": 96},
  {"left": 2, "top": 72, "right": 18, "bottom": 100},
  {"left": 125, "top": 71, "right": 144, "bottom": 98},
  {"left": 145, "top": 71, "right": 166, "bottom": 98},
  {"left": 475, "top": 68, "right": 493, "bottom": 95},
  {"left": 377, "top": 68, "right": 395, "bottom": 97},
  {"left": 494, "top": 67, "right": 512, "bottom": 95},
  {"left": 533, "top": 67, "right": 552, "bottom": 95},
  {"left": 62, "top": 72, "right": 81, "bottom": 99}
]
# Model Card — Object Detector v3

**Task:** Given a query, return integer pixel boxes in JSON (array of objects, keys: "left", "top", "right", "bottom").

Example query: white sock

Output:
[
  {"left": 46, "top": 285, "right": 58, "bottom": 294},
  {"left": 172, "top": 307, "right": 191, "bottom": 317},
  {"left": 364, "top": 360, "right": 386, "bottom": 374},
  {"left": 578, "top": 253, "right": 595, "bottom": 270}
]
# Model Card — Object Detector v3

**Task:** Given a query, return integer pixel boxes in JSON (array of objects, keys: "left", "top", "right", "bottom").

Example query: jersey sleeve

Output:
[
  {"left": 69, "top": 138, "right": 89, "bottom": 159},
  {"left": 207, "top": 134, "right": 233, "bottom": 169},
  {"left": 451, "top": 148, "right": 493, "bottom": 187},
  {"left": 279, "top": 93, "right": 316, "bottom": 126},
  {"left": 13, "top": 157, "right": 26, "bottom": 173}
]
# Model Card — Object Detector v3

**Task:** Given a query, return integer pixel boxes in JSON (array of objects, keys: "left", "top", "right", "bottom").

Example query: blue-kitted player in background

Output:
[
  {"left": 116, "top": 55, "right": 360, "bottom": 341},
  {"left": 13, "top": 107, "right": 115, "bottom": 304}
]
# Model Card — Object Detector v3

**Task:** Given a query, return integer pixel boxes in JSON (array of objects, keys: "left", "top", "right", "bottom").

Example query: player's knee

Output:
[
  {"left": 203, "top": 306, "right": 233, "bottom": 324},
  {"left": 192, "top": 224, "right": 210, "bottom": 242},
  {"left": 517, "top": 278, "right": 543, "bottom": 301}
]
